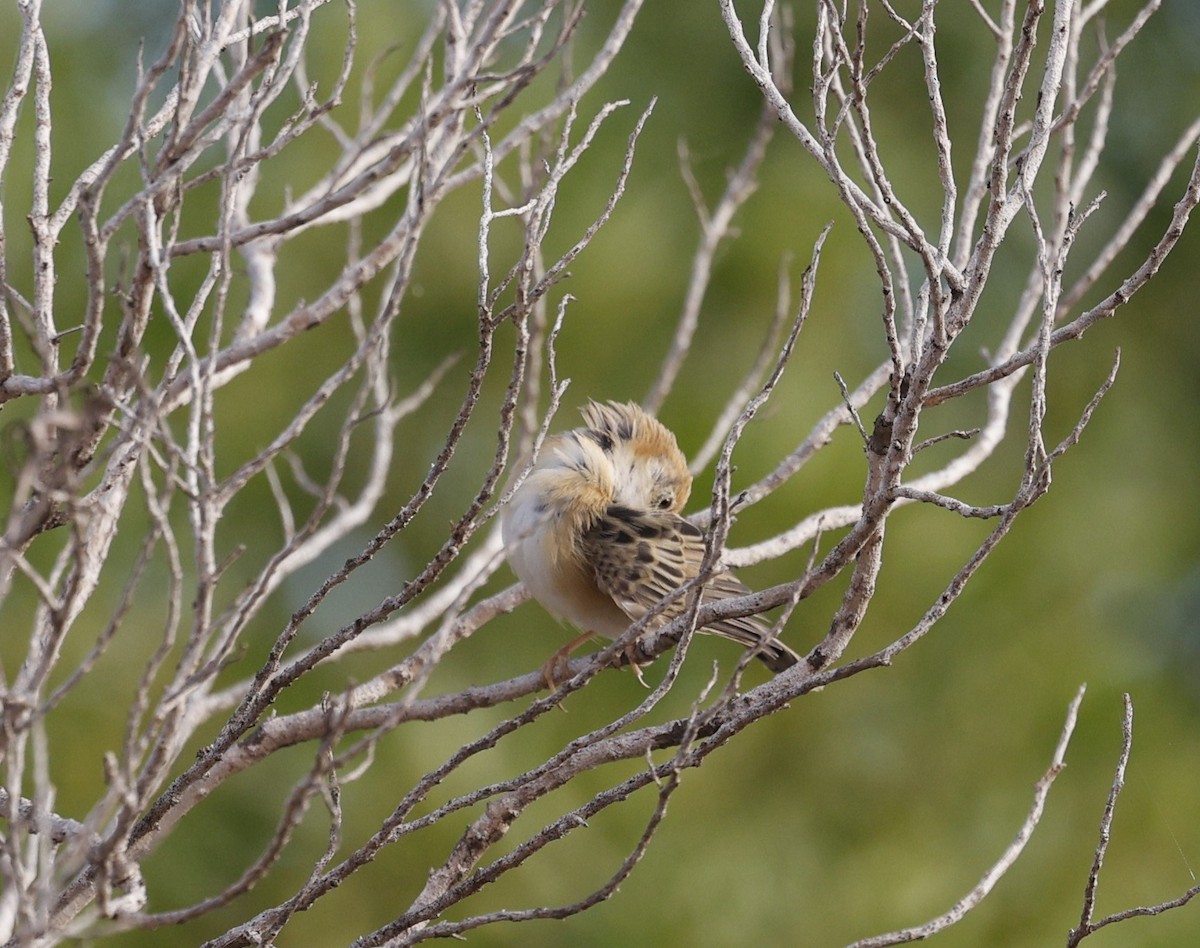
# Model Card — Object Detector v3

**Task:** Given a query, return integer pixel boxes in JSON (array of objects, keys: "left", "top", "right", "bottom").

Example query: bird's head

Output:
[{"left": 579, "top": 401, "right": 692, "bottom": 514}]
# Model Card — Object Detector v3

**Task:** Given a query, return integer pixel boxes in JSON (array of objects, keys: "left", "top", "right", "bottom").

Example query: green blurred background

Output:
[{"left": 1, "top": 1, "right": 1197, "bottom": 945}]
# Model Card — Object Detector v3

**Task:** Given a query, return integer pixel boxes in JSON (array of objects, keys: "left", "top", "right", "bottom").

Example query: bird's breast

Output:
[{"left": 503, "top": 483, "right": 630, "bottom": 639}]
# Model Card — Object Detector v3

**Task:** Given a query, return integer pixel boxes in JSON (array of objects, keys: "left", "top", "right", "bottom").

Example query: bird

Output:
[{"left": 501, "top": 400, "right": 799, "bottom": 680}]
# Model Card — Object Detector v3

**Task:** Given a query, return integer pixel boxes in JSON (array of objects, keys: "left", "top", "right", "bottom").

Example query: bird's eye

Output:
[{"left": 656, "top": 495, "right": 672, "bottom": 510}]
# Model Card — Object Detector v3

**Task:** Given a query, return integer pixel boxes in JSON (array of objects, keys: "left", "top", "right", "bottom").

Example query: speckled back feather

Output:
[{"left": 582, "top": 503, "right": 799, "bottom": 672}]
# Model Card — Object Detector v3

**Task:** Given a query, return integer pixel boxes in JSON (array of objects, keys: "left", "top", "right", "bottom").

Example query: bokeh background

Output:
[{"left": 1, "top": 1, "right": 1198, "bottom": 945}]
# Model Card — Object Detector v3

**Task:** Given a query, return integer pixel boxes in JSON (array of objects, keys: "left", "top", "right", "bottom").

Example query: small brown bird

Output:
[{"left": 502, "top": 400, "right": 799, "bottom": 675}]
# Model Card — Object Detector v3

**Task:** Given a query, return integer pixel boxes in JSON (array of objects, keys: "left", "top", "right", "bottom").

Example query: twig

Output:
[
  {"left": 1067, "top": 694, "right": 1200, "bottom": 944},
  {"left": 847, "top": 685, "right": 1087, "bottom": 947}
]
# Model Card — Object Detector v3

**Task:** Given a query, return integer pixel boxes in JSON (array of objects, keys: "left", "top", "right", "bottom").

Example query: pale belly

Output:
[{"left": 503, "top": 492, "right": 630, "bottom": 640}]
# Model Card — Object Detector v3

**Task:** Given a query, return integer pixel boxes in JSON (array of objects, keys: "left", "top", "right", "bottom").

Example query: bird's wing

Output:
[{"left": 581, "top": 505, "right": 798, "bottom": 671}]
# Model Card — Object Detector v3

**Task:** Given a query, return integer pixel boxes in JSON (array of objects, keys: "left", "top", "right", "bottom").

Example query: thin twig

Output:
[{"left": 848, "top": 685, "right": 1088, "bottom": 947}]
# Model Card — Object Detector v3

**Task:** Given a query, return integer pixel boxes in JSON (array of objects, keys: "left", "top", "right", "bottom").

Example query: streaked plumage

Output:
[{"left": 502, "top": 400, "right": 798, "bottom": 673}]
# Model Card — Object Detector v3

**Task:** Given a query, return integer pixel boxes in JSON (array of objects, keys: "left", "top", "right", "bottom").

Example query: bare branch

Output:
[
  {"left": 1068, "top": 695, "right": 1200, "bottom": 944},
  {"left": 0, "top": 2, "right": 1193, "bottom": 944},
  {"left": 848, "top": 685, "right": 1087, "bottom": 947}
]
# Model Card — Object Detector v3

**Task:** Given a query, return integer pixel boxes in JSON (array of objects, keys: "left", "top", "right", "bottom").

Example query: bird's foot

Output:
[{"left": 540, "top": 631, "right": 596, "bottom": 693}]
